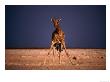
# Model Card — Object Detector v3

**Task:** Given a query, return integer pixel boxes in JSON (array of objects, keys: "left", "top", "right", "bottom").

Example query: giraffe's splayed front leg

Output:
[{"left": 58, "top": 52, "right": 61, "bottom": 64}]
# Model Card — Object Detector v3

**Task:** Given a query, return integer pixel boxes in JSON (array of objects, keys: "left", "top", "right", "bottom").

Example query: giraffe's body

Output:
[
  {"left": 50, "top": 17, "right": 66, "bottom": 52},
  {"left": 52, "top": 27, "right": 65, "bottom": 52}
]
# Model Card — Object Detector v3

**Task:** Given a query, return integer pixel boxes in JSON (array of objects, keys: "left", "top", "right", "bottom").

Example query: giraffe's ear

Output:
[
  {"left": 51, "top": 17, "right": 54, "bottom": 21},
  {"left": 51, "top": 18, "right": 52, "bottom": 21},
  {"left": 58, "top": 19, "right": 61, "bottom": 22}
]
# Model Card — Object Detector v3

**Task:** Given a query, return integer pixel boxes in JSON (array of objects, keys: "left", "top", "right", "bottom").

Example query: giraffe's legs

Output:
[
  {"left": 43, "top": 42, "right": 54, "bottom": 65},
  {"left": 44, "top": 48, "right": 53, "bottom": 65},
  {"left": 52, "top": 47, "right": 55, "bottom": 64},
  {"left": 58, "top": 51, "right": 61, "bottom": 64},
  {"left": 48, "top": 44, "right": 54, "bottom": 55},
  {"left": 64, "top": 48, "right": 74, "bottom": 65},
  {"left": 62, "top": 42, "right": 75, "bottom": 65},
  {"left": 43, "top": 53, "right": 48, "bottom": 65}
]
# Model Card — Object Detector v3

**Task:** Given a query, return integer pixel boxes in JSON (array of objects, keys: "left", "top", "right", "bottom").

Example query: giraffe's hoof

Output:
[
  {"left": 59, "top": 61, "right": 61, "bottom": 64},
  {"left": 73, "top": 56, "right": 77, "bottom": 60},
  {"left": 47, "top": 53, "right": 49, "bottom": 55}
]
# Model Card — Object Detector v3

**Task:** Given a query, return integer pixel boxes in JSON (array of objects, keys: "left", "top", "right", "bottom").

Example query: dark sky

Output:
[{"left": 5, "top": 5, "right": 106, "bottom": 48}]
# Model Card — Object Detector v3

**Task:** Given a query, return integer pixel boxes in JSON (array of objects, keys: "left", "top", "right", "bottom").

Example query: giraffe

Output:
[{"left": 44, "top": 17, "right": 74, "bottom": 65}]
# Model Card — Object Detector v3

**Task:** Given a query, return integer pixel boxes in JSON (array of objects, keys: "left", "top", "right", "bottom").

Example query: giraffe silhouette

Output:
[{"left": 44, "top": 17, "right": 74, "bottom": 65}]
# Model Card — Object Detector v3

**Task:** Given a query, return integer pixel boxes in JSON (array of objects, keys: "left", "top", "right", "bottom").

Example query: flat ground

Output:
[{"left": 5, "top": 49, "right": 106, "bottom": 70}]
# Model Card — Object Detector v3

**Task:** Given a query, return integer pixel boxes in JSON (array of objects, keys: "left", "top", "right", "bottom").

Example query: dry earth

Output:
[{"left": 5, "top": 49, "right": 106, "bottom": 70}]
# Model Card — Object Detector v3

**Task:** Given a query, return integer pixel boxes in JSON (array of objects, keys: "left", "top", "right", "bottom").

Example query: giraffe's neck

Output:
[
  {"left": 55, "top": 27, "right": 61, "bottom": 34},
  {"left": 54, "top": 24, "right": 60, "bottom": 28}
]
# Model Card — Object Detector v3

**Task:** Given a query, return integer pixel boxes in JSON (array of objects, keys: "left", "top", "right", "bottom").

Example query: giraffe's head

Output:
[{"left": 51, "top": 17, "right": 61, "bottom": 27}]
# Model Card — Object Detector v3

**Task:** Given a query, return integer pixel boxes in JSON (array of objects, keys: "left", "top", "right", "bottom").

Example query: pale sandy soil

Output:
[{"left": 5, "top": 49, "right": 106, "bottom": 70}]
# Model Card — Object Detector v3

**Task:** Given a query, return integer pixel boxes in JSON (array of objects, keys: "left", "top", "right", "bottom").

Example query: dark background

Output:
[{"left": 5, "top": 5, "right": 106, "bottom": 48}]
